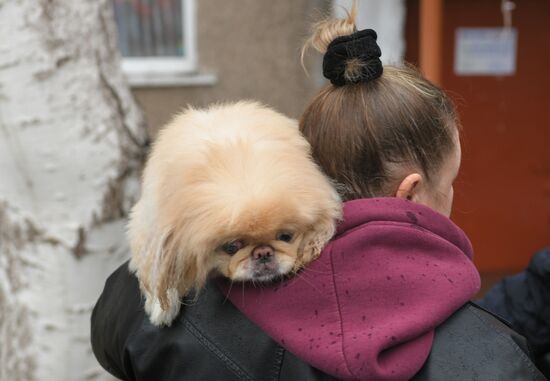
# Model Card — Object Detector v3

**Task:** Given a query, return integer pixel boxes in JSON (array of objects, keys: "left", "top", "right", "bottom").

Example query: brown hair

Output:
[{"left": 300, "top": 6, "right": 458, "bottom": 201}]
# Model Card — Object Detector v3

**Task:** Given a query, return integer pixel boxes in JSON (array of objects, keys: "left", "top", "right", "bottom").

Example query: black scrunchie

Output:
[{"left": 323, "top": 29, "right": 383, "bottom": 86}]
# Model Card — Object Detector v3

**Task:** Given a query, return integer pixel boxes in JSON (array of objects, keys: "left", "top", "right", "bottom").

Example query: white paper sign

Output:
[{"left": 454, "top": 28, "right": 517, "bottom": 76}]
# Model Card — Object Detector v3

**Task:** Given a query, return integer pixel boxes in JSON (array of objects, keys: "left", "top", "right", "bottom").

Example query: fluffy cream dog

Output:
[{"left": 128, "top": 101, "right": 341, "bottom": 326}]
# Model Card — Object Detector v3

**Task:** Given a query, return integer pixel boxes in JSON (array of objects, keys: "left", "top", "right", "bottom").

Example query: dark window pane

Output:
[{"left": 113, "top": 0, "right": 185, "bottom": 58}]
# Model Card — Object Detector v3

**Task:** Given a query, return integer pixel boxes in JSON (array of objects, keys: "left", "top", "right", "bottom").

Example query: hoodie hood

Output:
[{"left": 222, "top": 198, "right": 480, "bottom": 381}]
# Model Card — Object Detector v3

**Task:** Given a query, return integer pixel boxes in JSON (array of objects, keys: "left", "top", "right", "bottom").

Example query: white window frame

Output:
[{"left": 121, "top": 0, "right": 198, "bottom": 77}]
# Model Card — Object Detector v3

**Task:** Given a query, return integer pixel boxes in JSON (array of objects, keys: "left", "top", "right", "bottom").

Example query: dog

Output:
[{"left": 128, "top": 101, "right": 342, "bottom": 326}]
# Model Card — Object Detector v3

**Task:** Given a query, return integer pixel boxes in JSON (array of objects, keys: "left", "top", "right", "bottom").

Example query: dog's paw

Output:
[
  {"left": 149, "top": 302, "right": 181, "bottom": 327},
  {"left": 144, "top": 289, "right": 181, "bottom": 327}
]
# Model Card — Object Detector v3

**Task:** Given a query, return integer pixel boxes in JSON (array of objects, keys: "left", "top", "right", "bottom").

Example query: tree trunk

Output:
[{"left": 0, "top": 1, "right": 148, "bottom": 380}]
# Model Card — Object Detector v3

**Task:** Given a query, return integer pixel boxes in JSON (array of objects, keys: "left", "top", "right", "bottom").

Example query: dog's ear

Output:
[
  {"left": 151, "top": 229, "right": 211, "bottom": 310},
  {"left": 131, "top": 226, "right": 175, "bottom": 296},
  {"left": 295, "top": 216, "right": 337, "bottom": 271},
  {"left": 156, "top": 231, "right": 210, "bottom": 308},
  {"left": 136, "top": 228, "right": 189, "bottom": 307},
  {"left": 132, "top": 225, "right": 204, "bottom": 326},
  {"left": 128, "top": 198, "right": 181, "bottom": 308},
  {"left": 154, "top": 231, "right": 181, "bottom": 310},
  {"left": 128, "top": 197, "right": 210, "bottom": 326}
]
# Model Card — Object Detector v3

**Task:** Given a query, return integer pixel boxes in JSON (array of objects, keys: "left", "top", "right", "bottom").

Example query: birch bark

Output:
[{"left": 0, "top": 1, "right": 147, "bottom": 379}]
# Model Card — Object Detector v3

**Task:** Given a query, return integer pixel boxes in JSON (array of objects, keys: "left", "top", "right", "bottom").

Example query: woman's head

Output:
[{"left": 300, "top": 6, "right": 460, "bottom": 216}]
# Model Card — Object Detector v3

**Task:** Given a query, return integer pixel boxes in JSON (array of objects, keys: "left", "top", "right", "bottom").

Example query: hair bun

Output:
[{"left": 322, "top": 29, "right": 383, "bottom": 86}]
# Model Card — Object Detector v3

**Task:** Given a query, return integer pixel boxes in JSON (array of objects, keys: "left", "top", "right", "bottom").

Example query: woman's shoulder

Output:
[
  {"left": 280, "top": 302, "right": 547, "bottom": 380},
  {"left": 91, "top": 261, "right": 284, "bottom": 381},
  {"left": 91, "top": 262, "right": 546, "bottom": 381},
  {"left": 413, "top": 302, "right": 547, "bottom": 380}
]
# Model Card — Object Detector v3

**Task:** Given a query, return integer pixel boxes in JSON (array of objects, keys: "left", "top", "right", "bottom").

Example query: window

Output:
[{"left": 113, "top": 0, "right": 200, "bottom": 82}]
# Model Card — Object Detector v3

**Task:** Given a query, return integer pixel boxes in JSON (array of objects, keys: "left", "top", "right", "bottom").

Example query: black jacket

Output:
[
  {"left": 478, "top": 248, "right": 550, "bottom": 378},
  {"left": 91, "top": 262, "right": 547, "bottom": 381}
]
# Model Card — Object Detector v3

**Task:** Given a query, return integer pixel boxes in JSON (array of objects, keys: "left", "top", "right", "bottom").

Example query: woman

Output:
[{"left": 91, "top": 7, "right": 546, "bottom": 381}]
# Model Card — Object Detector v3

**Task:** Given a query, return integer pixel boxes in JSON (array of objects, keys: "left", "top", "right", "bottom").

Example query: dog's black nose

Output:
[{"left": 252, "top": 245, "right": 274, "bottom": 262}]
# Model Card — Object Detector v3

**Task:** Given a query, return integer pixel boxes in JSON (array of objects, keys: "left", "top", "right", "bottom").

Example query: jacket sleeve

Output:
[
  {"left": 90, "top": 261, "right": 287, "bottom": 381},
  {"left": 91, "top": 261, "right": 144, "bottom": 381},
  {"left": 412, "top": 302, "right": 548, "bottom": 380}
]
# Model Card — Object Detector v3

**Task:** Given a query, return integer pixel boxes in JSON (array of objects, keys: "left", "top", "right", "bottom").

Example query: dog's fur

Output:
[{"left": 128, "top": 101, "right": 342, "bottom": 326}]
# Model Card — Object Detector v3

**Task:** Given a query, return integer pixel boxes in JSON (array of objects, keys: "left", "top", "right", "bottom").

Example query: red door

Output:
[{"left": 406, "top": 0, "right": 550, "bottom": 272}]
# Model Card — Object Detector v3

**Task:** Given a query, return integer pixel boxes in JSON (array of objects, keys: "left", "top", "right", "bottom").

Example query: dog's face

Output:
[
  {"left": 223, "top": 239, "right": 296, "bottom": 282},
  {"left": 203, "top": 195, "right": 325, "bottom": 283},
  {"left": 129, "top": 102, "right": 341, "bottom": 310},
  {"left": 157, "top": 139, "right": 341, "bottom": 286},
  {"left": 218, "top": 230, "right": 300, "bottom": 282}
]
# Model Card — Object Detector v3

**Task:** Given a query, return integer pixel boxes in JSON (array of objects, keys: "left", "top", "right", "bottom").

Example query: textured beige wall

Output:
[{"left": 132, "top": 0, "right": 328, "bottom": 135}]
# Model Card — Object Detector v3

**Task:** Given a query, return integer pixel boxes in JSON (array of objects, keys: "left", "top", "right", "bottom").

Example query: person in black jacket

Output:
[
  {"left": 478, "top": 247, "right": 550, "bottom": 378},
  {"left": 92, "top": 261, "right": 546, "bottom": 381},
  {"left": 91, "top": 4, "right": 547, "bottom": 380}
]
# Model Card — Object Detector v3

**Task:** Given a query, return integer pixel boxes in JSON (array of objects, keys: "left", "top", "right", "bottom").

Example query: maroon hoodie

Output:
[{"left": 223, "top": 198, "right": 481, "bottom": 381}]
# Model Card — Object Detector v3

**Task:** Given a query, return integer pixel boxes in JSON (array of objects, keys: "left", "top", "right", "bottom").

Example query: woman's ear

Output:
[{"left": 395, "top": 173, "right": 423, "bottom": 201}]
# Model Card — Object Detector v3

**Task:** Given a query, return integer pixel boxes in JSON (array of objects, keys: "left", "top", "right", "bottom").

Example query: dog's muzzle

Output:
[{"left": 251, "top": 245, "right": 279, "bottom": 280}]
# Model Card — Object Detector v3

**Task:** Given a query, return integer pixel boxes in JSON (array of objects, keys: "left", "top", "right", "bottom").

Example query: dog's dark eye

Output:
[
  {"left": 277, "top": 232, "right": 293, "bottom": 242},
  {"left": 222, "top": 240, "right": 244, "bottom": 255}
]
